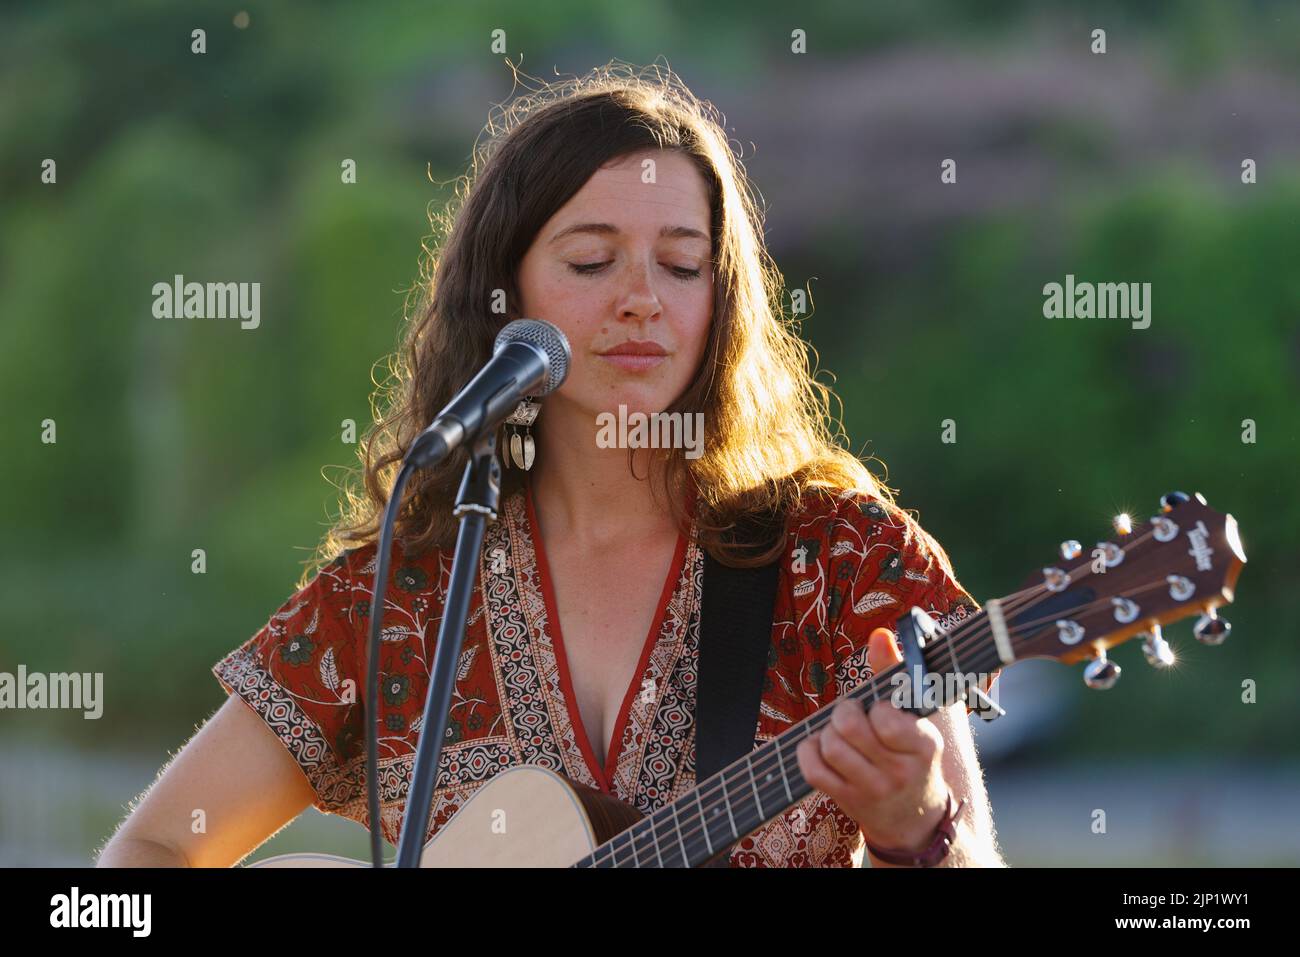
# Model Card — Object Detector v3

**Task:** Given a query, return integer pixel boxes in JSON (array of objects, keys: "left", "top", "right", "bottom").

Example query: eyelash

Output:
[{"left": 568, "top": 261, "right": 702, "bottom": 281}]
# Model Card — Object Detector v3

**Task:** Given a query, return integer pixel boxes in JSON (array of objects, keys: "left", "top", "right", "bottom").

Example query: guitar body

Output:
[{"left": 251, "top": 766, "right": 645, "bottom": 868}]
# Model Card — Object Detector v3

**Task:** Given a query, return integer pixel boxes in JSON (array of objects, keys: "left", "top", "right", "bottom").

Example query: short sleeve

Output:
[
  {"left": 211, "top": 550, "right": 368, "bottom": 815},
  {"left": 825, "top": 494, "right": 990, "bottom": 709}
]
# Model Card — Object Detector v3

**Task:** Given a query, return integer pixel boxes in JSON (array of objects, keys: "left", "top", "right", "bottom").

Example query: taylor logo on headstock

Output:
[{"left": 1187, "top": 520, "right": 1214, "bottom": 571}]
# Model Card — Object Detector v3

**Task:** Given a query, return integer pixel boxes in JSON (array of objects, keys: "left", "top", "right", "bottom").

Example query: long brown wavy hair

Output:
[{"left": 307, "top": 61, "right": 893, "bottom": 585}]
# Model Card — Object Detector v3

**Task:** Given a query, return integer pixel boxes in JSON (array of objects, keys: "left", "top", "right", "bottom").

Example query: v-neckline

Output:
[{"left": 523, "top": 475, "right": 691, "bottom": 794}]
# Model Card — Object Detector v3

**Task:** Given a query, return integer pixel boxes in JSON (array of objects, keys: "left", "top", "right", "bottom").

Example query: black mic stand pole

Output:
[{"left": 394, "top": 431, "right": 501, "bottom": 868}]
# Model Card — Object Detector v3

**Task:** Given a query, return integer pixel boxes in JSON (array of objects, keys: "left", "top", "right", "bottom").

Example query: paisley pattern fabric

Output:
[{"left": 213, "top": 478, "right": 978, "bottom": 867}]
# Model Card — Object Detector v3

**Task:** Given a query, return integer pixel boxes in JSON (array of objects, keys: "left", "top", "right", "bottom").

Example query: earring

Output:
[{"left": 502, "top": 397, "right": 540, "bottom": 471}]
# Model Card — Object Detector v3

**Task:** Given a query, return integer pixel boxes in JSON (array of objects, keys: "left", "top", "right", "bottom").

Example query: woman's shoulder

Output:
[
  {"left": 784, "top": 484, "right": 931, "bottom": 555},
  {"left": 782, "top": 484, "right": 978, "bottom": 623},
  {"left": 328, "top": 535, "right": 447, "bottom": 592}
]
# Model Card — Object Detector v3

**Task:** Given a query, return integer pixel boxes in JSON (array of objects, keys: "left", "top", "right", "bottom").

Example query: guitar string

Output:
[{"left": 584, "top": 525, "right": 1177, "bottom": 866}]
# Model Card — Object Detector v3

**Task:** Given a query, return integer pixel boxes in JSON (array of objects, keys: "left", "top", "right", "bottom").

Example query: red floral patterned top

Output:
[{"left": 213, "top": 477, "right": 978, "bottom": 867}]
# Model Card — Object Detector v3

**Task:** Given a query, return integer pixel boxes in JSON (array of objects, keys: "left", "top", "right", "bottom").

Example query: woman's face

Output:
[{"left": 516, "top": 149, "right": 714, "bottom": 422}]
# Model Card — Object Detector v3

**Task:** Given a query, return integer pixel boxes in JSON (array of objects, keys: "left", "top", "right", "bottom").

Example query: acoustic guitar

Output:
[{"left": 251, "top": 491, "right": 1245, "bottom": 867}]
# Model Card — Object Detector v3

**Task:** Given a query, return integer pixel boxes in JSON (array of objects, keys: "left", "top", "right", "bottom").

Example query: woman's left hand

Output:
[{"left": 794, "top": 627, "right": 951, "bottom": 853}]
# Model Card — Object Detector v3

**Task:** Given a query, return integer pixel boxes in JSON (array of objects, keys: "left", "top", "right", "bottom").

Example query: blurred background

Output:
[{"left": 1, "top": 0, "right": 1297, "bottom": 866}]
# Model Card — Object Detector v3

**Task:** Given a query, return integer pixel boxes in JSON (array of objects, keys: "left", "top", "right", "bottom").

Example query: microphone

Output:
[{"left": 406, "top": 318, "right": 571, "bottom": 468}]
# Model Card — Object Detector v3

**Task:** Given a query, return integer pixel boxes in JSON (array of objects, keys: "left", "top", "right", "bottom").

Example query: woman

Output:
[{"left": 98, "top": 64, "right": 1004, "bottom": 868}]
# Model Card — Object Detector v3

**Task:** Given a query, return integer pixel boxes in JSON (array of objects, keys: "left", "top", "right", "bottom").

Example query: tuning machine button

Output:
[
  {"left": 1151, "top": 516, "right": 1179, "bottom": 542},
  {"left": 1139, "top": 624, "right": 1175, "bottom": 668},
  {"left": 1112, "top": 513, "right": 1133, "bottom": 536},
  {"left": 1043, "top": 567, "right": 1071, "bottom": 592},
  {"left": 1160, "top": 491, "right": 1190, "bottom": 513},
  {"left": 1112, "top": 597, "right": 1140, "bottom": 623},
  {"left": 1083, "top": 649, "right": 1122, "bottom": 689},
  {"left": 1095, "top": 541, "right": 1125, "bottom": 568},
  {"left": 1059, "top": 540, "right": 1082, "bottom": 561},
  {"left": 1193, "top": 608, "right": 1231, "bottom": 646}
]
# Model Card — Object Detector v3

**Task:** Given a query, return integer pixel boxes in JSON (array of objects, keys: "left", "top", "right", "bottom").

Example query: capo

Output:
[{"left": 894, "top": 605, "right": 1007, "bottom": 721}]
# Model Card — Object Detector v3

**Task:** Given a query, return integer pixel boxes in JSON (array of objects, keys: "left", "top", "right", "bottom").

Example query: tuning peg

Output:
[
  {"left": 1193, "top": 608, "right": 1231, "bottom": 646},
  {"left": 1059, "top": 539, "right": 1082, "bottom": 561},
  {"left": 1083, "top": 650, "right": 1122, "bottom": 689},
  {"left": 1139, "top": 624, "right": 1175, "bottom": 668},
  {"left": 1160, "top": 491, "right": 1190, "bottom": 514},
  {"left": 1112, "top": 513, "right": 1133, "bottom": 536}
]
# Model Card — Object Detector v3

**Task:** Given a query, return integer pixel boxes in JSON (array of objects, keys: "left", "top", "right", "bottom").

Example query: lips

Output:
[{"left": 598, "top": 341, "right": 669, "bottom": 356}]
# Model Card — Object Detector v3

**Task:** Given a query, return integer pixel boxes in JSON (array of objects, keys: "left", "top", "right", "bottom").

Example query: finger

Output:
[
  {"left": 867, "top": 627, "right": 902, "bottom": 677},
  {"left": 868, "top": 699, "right": 942, "bottom": 757},
  {"left": 817, "top": 723, "right": 892, "bottom": 802},
  {"left": 829, "top": 698, "right": 886, "bottom": 757},
  {"left": 796, "top": 734, "right": 849, "bottom": 794}
]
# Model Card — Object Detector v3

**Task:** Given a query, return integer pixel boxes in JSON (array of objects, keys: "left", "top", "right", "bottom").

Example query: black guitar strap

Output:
[{"left": 697, "top": 516, "right": 783, "bottom": 785}]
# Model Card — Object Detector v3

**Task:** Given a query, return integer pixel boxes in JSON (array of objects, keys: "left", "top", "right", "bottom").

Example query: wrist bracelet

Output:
[{"left": 864, "top": 792, "right": 966, "bottom": 867}]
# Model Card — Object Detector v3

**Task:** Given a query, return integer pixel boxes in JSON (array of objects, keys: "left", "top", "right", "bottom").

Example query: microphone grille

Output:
[{"left": 494, "top": 319, "right": 572, "bottom": 395}]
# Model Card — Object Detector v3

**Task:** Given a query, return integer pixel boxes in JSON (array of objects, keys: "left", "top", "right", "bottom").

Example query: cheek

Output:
[
  {"left": 522, "top": 268, "right": 602, "bottom": 338},
  {"left": 678, "top": 286, "right": 713, "bottom": 358}
]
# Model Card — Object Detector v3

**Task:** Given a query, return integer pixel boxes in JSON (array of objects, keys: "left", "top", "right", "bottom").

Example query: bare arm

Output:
[
  {"left": 97, "top": 694, "right": 318, "bottom": 868},
  {"left": 867, "top": 700, "right": 1006, "bottom": 868}
]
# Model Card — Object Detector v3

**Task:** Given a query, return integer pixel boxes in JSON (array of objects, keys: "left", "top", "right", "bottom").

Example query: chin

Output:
[{"left": 601, "top": 392, "right": 677, "bottom": 416}]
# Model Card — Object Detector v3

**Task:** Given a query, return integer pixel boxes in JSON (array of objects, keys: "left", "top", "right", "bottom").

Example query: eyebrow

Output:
[{"left": 548, "top": 222, "right": 710, "bottom": 244}]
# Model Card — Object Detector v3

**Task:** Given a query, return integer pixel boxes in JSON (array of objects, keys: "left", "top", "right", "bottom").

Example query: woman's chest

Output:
[{"left": 541, "top": 538, "right": 684, "bottom": 766}]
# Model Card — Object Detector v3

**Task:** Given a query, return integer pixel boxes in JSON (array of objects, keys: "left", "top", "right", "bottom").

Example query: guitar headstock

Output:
[{"left": 1004, "top": 491, "right": 1245, "bottom": 684}]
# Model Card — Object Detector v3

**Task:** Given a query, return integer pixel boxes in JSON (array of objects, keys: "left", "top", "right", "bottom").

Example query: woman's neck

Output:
[{"left": 528, "top": 399, "right": 683, "bottom": 550}]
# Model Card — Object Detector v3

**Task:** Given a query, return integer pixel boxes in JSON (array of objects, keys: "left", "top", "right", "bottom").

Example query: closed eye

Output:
[
  {"left": 568, "top": 261, "right": 612, "bottom": 275},
  {"left": 567, "top": 261, "right": 703, "bottom": 281}
]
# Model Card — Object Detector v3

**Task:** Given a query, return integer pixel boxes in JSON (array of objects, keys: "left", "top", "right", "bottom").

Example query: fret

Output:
[
  {"left": 720, "top": 767, "right": 738, "bottom": 839},
  {"left": 669, "top": 800, "right": 689, "bottom": 867},
  {"left": 694, "top": 789, "right": 714, "bottom": 858},
  {"left": 628, "top": 819, "right": 654, "bottom": 869},
  {"left": 701, "top": 771, "right": 734, "bottom": 855},
  {"left": 774, "top": 737, "right": 793, "bottom": 804},
  {"left": 649, "top": 811, "right": 665, "bottom": 868},
  {"left": 622, "top": 828, "right": 639, "bottom": 868},
  {"left": 755, "top": 746, "right": 788, "bottom": 809},
  {"left": 644, "top": 802, "right": 685, "bottom": 868},
  {"left": 745, "top": 755, "right": 767, "bottom": 821}
]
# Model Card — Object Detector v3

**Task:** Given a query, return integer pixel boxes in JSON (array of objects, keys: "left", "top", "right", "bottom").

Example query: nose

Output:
[{"left": 617, "top": 257, "right": 662, "bottom": 324}]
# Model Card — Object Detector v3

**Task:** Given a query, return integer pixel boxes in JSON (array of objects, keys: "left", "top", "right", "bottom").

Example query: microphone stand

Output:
[{"left": 394, "top": 430, "right": 502, "bottom": 868}]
